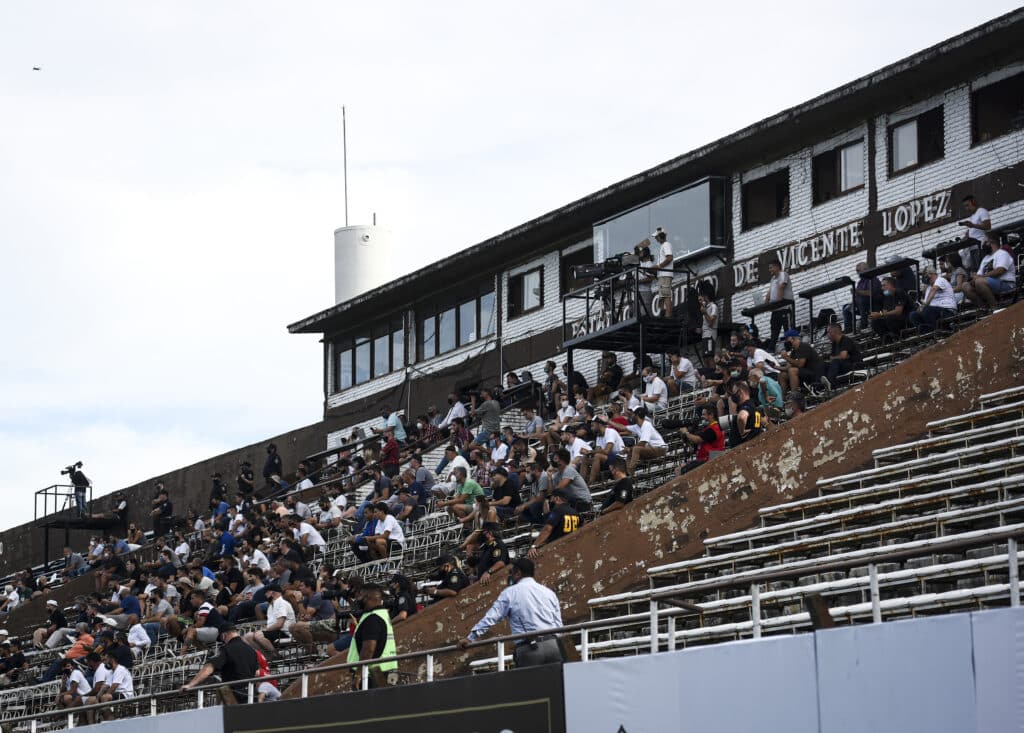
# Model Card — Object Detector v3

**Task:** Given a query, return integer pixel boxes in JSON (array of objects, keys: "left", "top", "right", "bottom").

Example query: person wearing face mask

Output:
[
  {"left": 676, "top": 405, "right": 726, "bottom": 474},
  {"left": 728, "top": 382, "right": 763, "bottom": 445},
  {"left": 545, "top": 393, "right": 578, "bottom": 450},
  {"left": 626, "top": 407, "right": 668, "bottom": 474},
  {"left": 459, "top": 558, "right": 564, "bottom": 667},
  {"left": 777, "top": 329, "right": 825, "bottom": 395},
  {"left": 437, "top": 392, "right": 468, "bottom": 432},
  {"left": 843, "top": 262, "right": 882, "bottom": 333},
  {"left": 640, "top": 367, "right": 669, "bottom": 412},
  {"left": 909, "top": 266, "right": 957, "bottom": 333},
  {"left": 868, "top": 276, "right": 909, "bottom": 341}
]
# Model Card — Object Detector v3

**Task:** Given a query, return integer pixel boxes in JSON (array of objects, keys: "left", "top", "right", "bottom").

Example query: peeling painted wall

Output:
[{"left": 297, "top": 303, "right": 1024, "bottom": 696}]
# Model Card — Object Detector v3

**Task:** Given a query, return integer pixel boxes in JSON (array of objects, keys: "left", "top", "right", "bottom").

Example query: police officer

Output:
[
  {"left": 528, "top": 490, "right": 580, "bottom": 559},
  {"left": 237, "top": 461, "right": 255, "bottom": 497},
  {"left": 426, "top": 555, "right": 468, "bottom": 602},
  {"left": 459, "top": 557, "right": 564, "bottom": 667},
  {"left": 475, "top": 523, "right": 509, "bottom": 585}
]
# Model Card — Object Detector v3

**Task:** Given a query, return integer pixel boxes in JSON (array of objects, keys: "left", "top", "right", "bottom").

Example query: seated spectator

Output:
[
  {"left": 438, "top": 466, "right": 484, "bottom": 520},
  {"left": 387, "top": 575, "right": 418, "bottom": 624},
  {"left": 941, "top": 253, "right": 971, "bottom": 305},
  {"left": 588, "top": 416, "right": 626, "bottom": 484},
  {"left": 786, "top": 391, "right": 807, "bottom": 419},
  {"left": 432, "top": 446, "right": 470, "bottom": 497},
  {"left": 437, "top": 392, "right": 468, "bottom": 432},
  {"left": 125, "top": 615, "right": 150, "bottom": 658},
  {"left": 962, "top": 234, "right": 1017, "bottom": 310},
  {"left": 778, "top": 329, "right": 826, "bottom": 394},
  {"left": 392, "top": 485, "right": 421, "bottom": 522},
  {"left": 843, "top": 261, "right": 882, "bottom": 333},
  {"left": 821, "top": 323, "right": 862, "bottom": 382},
  {"left": 519, "top": 405, "right": 546, "bottom": 443},
  {"left": 425, "top": 555, "right": 469, "bottom": 602},
  {"left": 56, "top": 659, "right": 92, "bottom": 711},
  {"left": 589, "top": 352, "right": 624, "bottom": 402},
  {"left": 63, "top": 546, "right": 89, "bottom": 579},
  {"left": 550, "top": 449, "right": 593, "bottom": 511},
  {"left": 527, "top": 490, "right": 580, "bottom": 558},
  {"left": 626, "top": 408, "right": 668, "bottom": 475},
  {"left": 515, "top": 462, "right": 553, "bottom": 525},
  {"left": 728, "top": 381, "right": 763, "bottom": 445},
  {"left": 507, "top": 437, "right": 538, "bottom": 469},
  {"left": 373, "top": 408, "right": 407, "bottom": 444},
  {"left": 180, "top": 591, "right": 227, "bottom": 654},
  {"left": 600, "top": 457, "right": 634, "bottom": 515},
  {"left": 668, "top": 351, "right": 698, "bottom": 395},
  {"left": 618, "top": 385, "right": 642, "bottom": 412},
  {"left": 342, "top": 465, "right": 391, "bottom": 528},
  {"left": 869, "top": 277, "right": 909, "bottom": 341},
  {"left": 748, "top": 368, "right": 783, "bottom": 411},
  {"left": 290, "top": 514, "right": 327, "bottom": 553},
  {"left": 743, "top": 341, "right": 781, "bottom": 378},
  {"left": 32, "top": 599, "right": 67, "bottom": 649},
  {"left": 561, "top": 429, "right": 592, "bottom": 472},
  {"left": 315, "top": 494, "right": 343, "bottom": 530},
  {"left": 677, "top": 405, "right": 726, "bottom": 474},
  {"left": 488, "top": 467, "right": 521, "bottom": 520},
  {"left": 359, "top": 503, "right": 406, "bottom": 561},
  {"left": 640, "top": 367, "right": 669, "bottom": 412},
  {"left": 909, "top": 266, "right": 957, "bottom": 333},
  {"left": 243, "top": 583, "right": 294, "bottom": 658},
  {"left": 141, "top": 588, "right": 175, "bottom": 645}
]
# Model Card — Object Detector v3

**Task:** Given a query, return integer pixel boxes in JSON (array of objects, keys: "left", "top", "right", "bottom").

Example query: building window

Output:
[
  {"left": 889, "top": 106, "right": 944, "bottom": 175},
  {"left": 354, "top": 338, "right": 371, "bottom": 385},
  {"left": 335, "top": 345, "right": 353, "bottom": 391},
  {"left": 508, "top": 266, "right": 543, "bottom": 319},
  {"left": 372, "top": 332, "right": 389, "bottom": 378},
  {"left": 812, "top": 140, "right": 864, "bottom": 204},
  {"left": 741, "top": 168, "right": 789, "bottom": 230},
  {"left": 416, "top": 287, "right": 495, "bottom": 360},
  {"left": 972, "top": 72, "right": 1024, "bottom": 145},
  {"left": 331, "top": 318, "right": 406, "bottom": 391},
  {"left": 391, "top": 326, "right": 404, "bottom": 371}
]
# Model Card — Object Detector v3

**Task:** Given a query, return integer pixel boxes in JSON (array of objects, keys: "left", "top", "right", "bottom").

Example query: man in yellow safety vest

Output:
[{"left": 346, "top": 584, "right": 397, "bottom": 689}]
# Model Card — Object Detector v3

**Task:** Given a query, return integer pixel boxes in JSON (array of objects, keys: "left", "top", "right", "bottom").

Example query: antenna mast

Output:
[{"left": 342, "top": 105, "right": 349, "bottom": 227}]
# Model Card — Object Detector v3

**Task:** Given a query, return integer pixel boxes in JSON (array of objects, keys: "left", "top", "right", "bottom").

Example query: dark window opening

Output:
[
  {"left": 812, "top": 140, "right": 864, "bottom": 205},
  {"left": 889, "top": 106, "right": 944, "bottom": 175},
  {"left": 972, "top": 72, "right": 1024, "bottom": 144},
  {"left": 741, "top": 168, "right": 789, "bottom": 230},
  {"left": 508, "top": 266, "right": 544, "bottom": 319},
  {"left": 416, "top": 286, "right": 495, "bottom": 360},
  {"left": 332, "top": 318, "right": 406, "bottom": 391}
]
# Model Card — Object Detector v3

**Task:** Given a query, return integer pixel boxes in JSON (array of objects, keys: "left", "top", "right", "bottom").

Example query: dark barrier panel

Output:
[{"left": 224, "top": 664, "right": 565, "bottom": 733}]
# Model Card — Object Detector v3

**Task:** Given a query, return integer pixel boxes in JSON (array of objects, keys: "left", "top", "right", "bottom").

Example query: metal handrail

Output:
[{"left": 9, "top": 529, "right": 1023, "bottom": 728}]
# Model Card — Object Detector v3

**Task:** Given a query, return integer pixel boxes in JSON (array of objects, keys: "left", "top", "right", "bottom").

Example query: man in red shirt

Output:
[
  {"left": 380, "top": 429, "right": 400, "bottom": 479},
  {"left": 676, "top": 406, "right": 726, "bottom": 475}
]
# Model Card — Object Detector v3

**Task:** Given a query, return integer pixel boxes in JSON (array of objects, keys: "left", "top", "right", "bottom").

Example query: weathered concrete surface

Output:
[{"left": 298, "top": 303, "right": 1024, "bottom": 696}]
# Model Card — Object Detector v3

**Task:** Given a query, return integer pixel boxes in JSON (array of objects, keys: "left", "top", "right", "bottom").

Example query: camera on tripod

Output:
[{"left": 61, "top": 461, "right": 84, "bottom": 476}]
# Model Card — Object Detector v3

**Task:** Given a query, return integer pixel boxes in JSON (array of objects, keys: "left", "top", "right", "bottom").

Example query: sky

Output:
[{"left": 1, "top": 1, "right": 1019, "bottom": 529}]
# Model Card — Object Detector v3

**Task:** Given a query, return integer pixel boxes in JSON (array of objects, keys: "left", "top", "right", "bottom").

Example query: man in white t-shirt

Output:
[
  {"left": 640, "top": 367, "right": 669, "bottom": 411},
  {"left": 698, "top": 292, "right": 718, "bottom": 361},
  {"left": 244, "top": 583, "right": 294, "bottom": 656},
  {"left": 963, "top": 235, "right": 1017, "bottom": 309},
  {"left": 744, "top": 342, "right": 781, "bottom": 376},
  {"left": 89, "top": 651, "right": 133, "bottom": 722},
  {"left": 765, "top": 260, "right": 794, "bottom": 349},
  {"left": 365, "top": 502, "right": 406, "bottom": 559},
  {"left": 291, "top": 516, "right": 326, "bottom": 551},
  {"left": 669, "top": 351, "right": 698, "bottom": 393},
  {"left": 315, "top": 495, "right": 344, "bottom": 530},
  {"left": 627, "top": 408, "right": 668, "bottom": 474},
  {"left": 910, "top": 266, "right": 958, "bottom": 333},
  {"left": 957, "top": 195, "right": 990, "bottom": 270},
  {"left": 58, "top": 660, "right": 92, "bottom": 711},
  {"left": 588, "top": 416, "right": 626, "bottom": 484},
  {"left": 651, "top": 227, "right": 674, "bottom": 318},
  {"left": 561, "top": 431, "right": 592, "bottom": 469}
]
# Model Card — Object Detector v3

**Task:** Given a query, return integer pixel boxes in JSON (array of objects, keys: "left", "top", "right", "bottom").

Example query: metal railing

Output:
[
  {"left": 34, "top": 484, "right": 91, "bottom": 523},
  {"left": 8, "top": 526, "right": 1022, "bottom": 730}
]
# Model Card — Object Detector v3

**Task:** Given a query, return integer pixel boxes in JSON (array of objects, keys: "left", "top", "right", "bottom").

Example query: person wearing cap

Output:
[
  {"left": 387, "top": 575, "right": 418, "bottom": 624},
  {"left": 392, "top": 484, "right": 421, "bottom": 522},
  {"left": 528, "top": 490, "right": 580, "bottom": 559},
  {"left": 474, "top": 523, "right": 510, "bottom": 585},
  {"left": 0, "top": 639, "right": 26, "bottom": 686},
  {"left": 642, "top": 226, "right": 674, "bottom": 318},
  {"left": 243, "top": 582, "right": 294, "bottom": 657},
  {"left": 909, "top": 265, "right": 957, "bottom": 333},
  {"left": 32, "top": 599, "right": 68, "bottom": 649},
  {"left": 183, "top": 623, "right": 260, "bottom": 704},
  {"left": 777, "top": 329, "right": 826, "bottom": 395},
  {"left": 459, "top": 557, "right": 563, "bottom": 667},
  {"left": 427, "top": 556, "right": 469, "bottom": 602}
]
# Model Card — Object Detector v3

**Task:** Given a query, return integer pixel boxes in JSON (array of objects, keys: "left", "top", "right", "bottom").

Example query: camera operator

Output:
[
  {"left": 62, "top": 462, "right": 90, "bottom": 518},
  {"left": 675, "top": 406, "right": 726, "bottom": 475}
]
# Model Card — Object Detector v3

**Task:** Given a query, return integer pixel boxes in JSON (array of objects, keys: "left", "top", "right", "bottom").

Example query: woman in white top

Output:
[
  {"left": 910, "top": 266, "right": 957, "bottom": 333},
  {"left": 940, "top": 253, "right": 970, "bottom": 305}
]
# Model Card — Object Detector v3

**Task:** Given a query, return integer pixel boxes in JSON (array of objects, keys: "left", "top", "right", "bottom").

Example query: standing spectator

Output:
[
  {"left": 438, "top": 392, "right": 468, "bottom": 432},
  {"left": 868, "top": 277, "right": 910, "bottom": 341},
  {"left": 677, "top": 406, "right": 727, "bottom": 474},
  {"left": 460, "top": 558, "right": 564, "bottom": 667},
  {"left": 778, "top": 329, "right": 826, "bottom": 394},
  {"left": 69, "top": 464, "right": 91, "bottom": 518},
  {"left": 764, "top": 259, "right": 793, "bottom": 350},
  {"left": 844, "top": 262, "right": 882, "bottom": 333},
  {"left": 698, "top": 290, "right": 719, "bottom": 362},
  {"left": 380, "top": 429, "right": 401, "bottom": 478},
  {"left": 956, "top": 194, "right": 991, "bottom": 270},
  {"left": 600, "top": 457, "right": 634, "bottom": 515},
  {"left": 825, "top": 323, "right": 863, "bottom": 381},
  {"left": 962, "top": 235, "right": 1017, "bottom": 310},
  {"left": 263, "top": 443, "right": 284, "bottom": 490},
  {"left": 374, "top": 409, "right": 407, "bottom": 444},
  {"left": 651, "top": 227, "right": 675, "bottom": 318},
  {"left": 471, "top": 387, "right": 503, "bottom": 444},
  {"left": 910, "top": 266, "right": 957, "bottom": 333},
  {"left": 150, "top": 487, "right": 173, "bottom": 538}
]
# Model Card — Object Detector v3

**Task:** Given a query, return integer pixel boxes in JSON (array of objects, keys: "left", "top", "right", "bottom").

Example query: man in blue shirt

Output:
[{"left": 218, "top": 530, "right": 237, "bottom": 558}]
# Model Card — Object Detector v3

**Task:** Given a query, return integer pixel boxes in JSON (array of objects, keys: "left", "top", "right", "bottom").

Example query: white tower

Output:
[{"left": 333, "top": 224, "right": 397, "bottom": 304}]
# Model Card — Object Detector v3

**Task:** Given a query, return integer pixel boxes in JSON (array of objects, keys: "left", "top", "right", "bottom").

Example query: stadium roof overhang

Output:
[{"left": 288, "top": 8, "right": 1024, "bottom": 337}]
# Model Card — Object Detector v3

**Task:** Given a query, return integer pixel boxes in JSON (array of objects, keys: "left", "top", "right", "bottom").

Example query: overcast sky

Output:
[{"left": 1, "top": 1, "right": 1018, "bottom": 530}]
